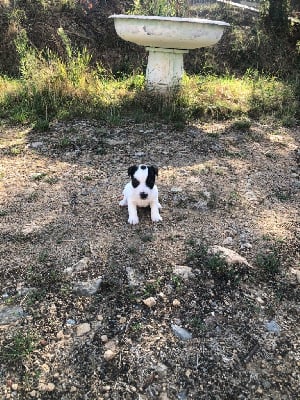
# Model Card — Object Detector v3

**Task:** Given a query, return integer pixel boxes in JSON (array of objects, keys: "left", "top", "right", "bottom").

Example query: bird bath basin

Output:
[{"left": 109, "top": 14, "right": 230, "bottom": 92}]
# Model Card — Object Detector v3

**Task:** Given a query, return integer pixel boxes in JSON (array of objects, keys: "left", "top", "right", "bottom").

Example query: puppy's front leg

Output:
[
  {"left": 150, "top": 202, "right": 162, "bottom": 223},
  {"left": 127, "top": 201, "right": 139, "bottom": 225}
]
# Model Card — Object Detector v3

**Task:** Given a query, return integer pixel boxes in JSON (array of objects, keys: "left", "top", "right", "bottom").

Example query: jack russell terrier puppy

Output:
[{"left": 119, "top": 164, "right": 162, "bottom": 225}]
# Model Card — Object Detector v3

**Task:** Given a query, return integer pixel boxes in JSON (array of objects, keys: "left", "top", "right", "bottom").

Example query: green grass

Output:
[
  {"left": 0, "top": 36, "right": 298, "bottom": 127},
  {"left": 255, "top": 250, "right": 281, "bottom": 276},
  {"left": 0, "top": 331, "right": 37, "bottom": 365}
]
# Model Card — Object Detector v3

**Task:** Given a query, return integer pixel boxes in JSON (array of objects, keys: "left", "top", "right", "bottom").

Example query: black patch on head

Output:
[
  {"left": 146, "top": 165, "right": 158, "bottom": 189},
  {"left": 128, "top": 165, "right": 139, "bottom": 188},
  {"left": 128, "top": 165, "right": 138, "bottom": 177}
]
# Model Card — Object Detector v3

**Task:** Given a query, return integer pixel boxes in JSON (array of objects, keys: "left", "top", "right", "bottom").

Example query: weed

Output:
[
  {"left": 31, "top": 172, "right": 47, "bottom": 181},
  {"left": 143, "top": 278, "right": 162, "bottom": 296},
  {"left": 256, "top": 250, "right": 281, "bottom": 276},
  {"left": 273, "top": 188, "right": 292, "bottom": 201},
  {"left": 141, "top": 233, "right": 154, "bottom": 243},
  {"left": 231, "top": 117, "right": 252, "bottom": 131},
  {"left": 0, "top": 331, "right": 37, "bottom": 365},
  {"left": 187, "top": 243, "right": 242, "bottom": 284},
  {"left": 171, "top": 274, "right": 183, "bottom": 290},
  {"left": 227, "top": 190, "right": 241, "bottom": 207}
]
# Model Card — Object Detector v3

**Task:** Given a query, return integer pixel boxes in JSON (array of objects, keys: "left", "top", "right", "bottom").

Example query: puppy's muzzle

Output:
[{"left": 140, "top": 192, "right": 148, "bottom": 200}]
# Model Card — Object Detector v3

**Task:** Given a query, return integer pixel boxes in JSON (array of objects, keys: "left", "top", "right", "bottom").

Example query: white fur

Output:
[{"left": 119, "top": 165, "right": 162, "bottom": 225}]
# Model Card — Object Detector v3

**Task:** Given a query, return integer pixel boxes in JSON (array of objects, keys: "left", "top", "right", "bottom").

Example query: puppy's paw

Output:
[
  {"left": 151, "top": 213, "right": 162, "bottom": 223},
  {"left": 119, "top": 199, "right": 127, "bottom": 206},
  {"left": 128, "top": 216, "right": 139, "bottom": 225}
]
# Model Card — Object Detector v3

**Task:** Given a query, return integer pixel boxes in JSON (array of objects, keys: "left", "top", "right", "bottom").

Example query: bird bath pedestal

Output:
[{"left": 109, "top": 15, "right": 229, "bottom": 92}]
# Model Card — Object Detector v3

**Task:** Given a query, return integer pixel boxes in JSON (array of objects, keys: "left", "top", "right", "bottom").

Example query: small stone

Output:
[
  {"left": 41, "top": 363, "right": 50, "bottom": 373},
  {"left": 119, "top": 316, "right": 127, "bottom": 324},
  {"left": 171, "top": 324, "right": 192, "bottom": 341},
  {"left": 73, "top": 276, "right": 102, "bottom": 296},
  {"left": 265, "top": 320, "right": 281, "bottom": 334},
  {"left": 11, "top": 383, "right": 18, "bottom": 391},
  {"left": 30, "top": 390, "right": 37, "bottom": 397},
  {"left": 159, "top": 392, "right": 170, "bottom": 400},
  {"left": 172, "top": 299, "right": 181, "bottom": 307},
  {"left": 173, "top": 265, "right": 195, "bottom": 280},
  {"left": 256, "top": 297, "right": 265, "bottom": 304},
  {"left": 56, "top": 330, "right": 65, "bottom": 340},
  {"left": 76, "top": 323, "right": 91, "bottom": 336},
  {"left": 143, "top": 297, "right": 156, "bottom": 308},
  {"left": 74, "top": 257, "right": 90, "bottom": 272},
  {"left": 66, "top": 319, "right": 76, "bottom": 326},
  {"left": 101, "top": 335, "right": 108, "bottom": 343},
  {"left": 171, "top": 186, "right": 183, "bottom": 193},
  {"left": 223, "top": 237, "right": 234, "bottom": 246},
  {"left": 103, "top": 349, "right": 116, "bottom": 361},
  {"left": 240, "top": 242, "right": 252, "bottom": 250},
  {"left": 29, "top": 141, "right": 44, "bottom": 149},
  {"left": 47, "top": 383, "right": 55, "bottom": 392}
]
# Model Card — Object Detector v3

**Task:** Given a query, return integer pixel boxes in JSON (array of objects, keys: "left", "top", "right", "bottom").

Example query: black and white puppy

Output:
[{"left": 119, "top": 164, "right": 162, "bottom": 225}]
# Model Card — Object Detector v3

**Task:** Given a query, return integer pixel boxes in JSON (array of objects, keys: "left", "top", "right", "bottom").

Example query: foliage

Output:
[{"left": 130, "top": 0, "right": 189, "bottom": 17}]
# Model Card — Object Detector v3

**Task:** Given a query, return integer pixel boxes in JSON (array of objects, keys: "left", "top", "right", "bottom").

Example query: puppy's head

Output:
[{"left": 128, "top": 164, "right": 158, "bottom": 191}]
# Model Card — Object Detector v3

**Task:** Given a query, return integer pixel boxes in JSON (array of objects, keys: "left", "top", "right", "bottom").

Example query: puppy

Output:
[{"left": 119, "top": 164, "right": 162, "bottom": 225}]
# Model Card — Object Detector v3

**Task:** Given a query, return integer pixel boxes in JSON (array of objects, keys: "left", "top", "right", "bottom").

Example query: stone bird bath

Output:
[{"left": 109, "top": 14, "right": 229, "bottom": 92}]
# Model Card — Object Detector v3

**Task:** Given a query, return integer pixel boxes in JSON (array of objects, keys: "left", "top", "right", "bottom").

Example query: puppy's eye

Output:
[{"left": 132, "top": 178, "right": 140, "bottom": 188}]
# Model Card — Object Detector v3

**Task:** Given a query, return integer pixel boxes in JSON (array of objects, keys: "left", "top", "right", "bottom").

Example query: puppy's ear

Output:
[
  {"left": 128, "top": 165, "right": 138, "bottom": 177},
  {"left": 146, "top": 165, "right": 158, "bottom": 189},
  {"left": 150, "top": 165, "right": 158, "bottom": 176}
]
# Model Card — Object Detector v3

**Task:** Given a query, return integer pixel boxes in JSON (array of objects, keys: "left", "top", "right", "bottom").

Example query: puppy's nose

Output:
[
  {"left": 140, "top": 165, "right": 147, "bottom": 170},
  {"left": 140, "top": 192, "right": 148, "bottom": 200}
]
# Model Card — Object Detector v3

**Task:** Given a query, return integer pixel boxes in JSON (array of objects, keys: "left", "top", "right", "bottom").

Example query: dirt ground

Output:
[{"left": 0, "top": 119, "right": 299, "bottom": 399}]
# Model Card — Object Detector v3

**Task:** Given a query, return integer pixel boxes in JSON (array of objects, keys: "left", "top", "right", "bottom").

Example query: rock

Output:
[
  {"left": 47, "top": 383, "right": 55, "bottom": 392},
  {"left": 171, "top": 324, "right": 192, "bottom": 341},
  {"left": 143, "top": 297, "right": 156, "bottom": 308},
  {"left": 265, "top": 320, "right": 281, "bottom": 334},
  {"left": 172, "top": 299, "right": 181, "bottom": 307},
  {"left": 0, "top": 305, "right": 24, "bottom": 325},
  {"left": 240, "top": 242, "right": 252, "bottom": 250},
  {"left": 173, "top": 265, "right": 195, "bottom": 280},
  {"left": 207, "top": 246, "right": 253, "bottom": 268},
  {"left": 76, "top": 323, "right": 91, "bottom": 336},
  {"left": 223, "top": 237, "right": 234, "bottom": 246},
  {"left": 66, "top": 319, "right": 76, "bottom": 326},
  {"left": 134, "top": 151, "right": 145, "bottom": 157},
  {"left": 29, "top": 141, "right": 44, "bottom": 149},
  {"left": 101, "top": 335, "right": 108, "bottom": 343},
  {"left": 103, "top": 349, "right": 117, "bottom": 361},
  {"left": 72, "top": 276, "right": 102, "bottom": 296},
  {"left": 74, "top": 257, "right": 90, "bottom": 272},
  {"left": 159, "top": 392, "right": 170, "bottom": 400},
  {"left": 171, "top": 186, "right": 183, "bottom": 193},
  {"left": 126, "top": 266, "right": 143, "bottom": 286}
]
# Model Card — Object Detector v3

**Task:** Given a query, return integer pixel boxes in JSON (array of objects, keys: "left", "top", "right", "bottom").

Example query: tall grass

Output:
[{"left": 0, "top": 30, "right": 298, "bottom": 128}]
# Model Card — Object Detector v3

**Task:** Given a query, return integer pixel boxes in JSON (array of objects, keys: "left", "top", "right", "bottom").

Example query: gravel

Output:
[{"left": 0, "top": 119, "right": 299, "bottom": 399}]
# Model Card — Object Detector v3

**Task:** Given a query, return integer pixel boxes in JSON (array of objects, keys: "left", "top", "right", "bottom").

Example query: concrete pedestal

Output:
[{"left": 146, "top": 47, "right": 188, "bottom": 92}]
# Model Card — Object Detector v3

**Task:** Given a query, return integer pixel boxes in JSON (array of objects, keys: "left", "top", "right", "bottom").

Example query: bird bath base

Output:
[{"left": 146, "top": 47, "right": 188, "bottom": 92}]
